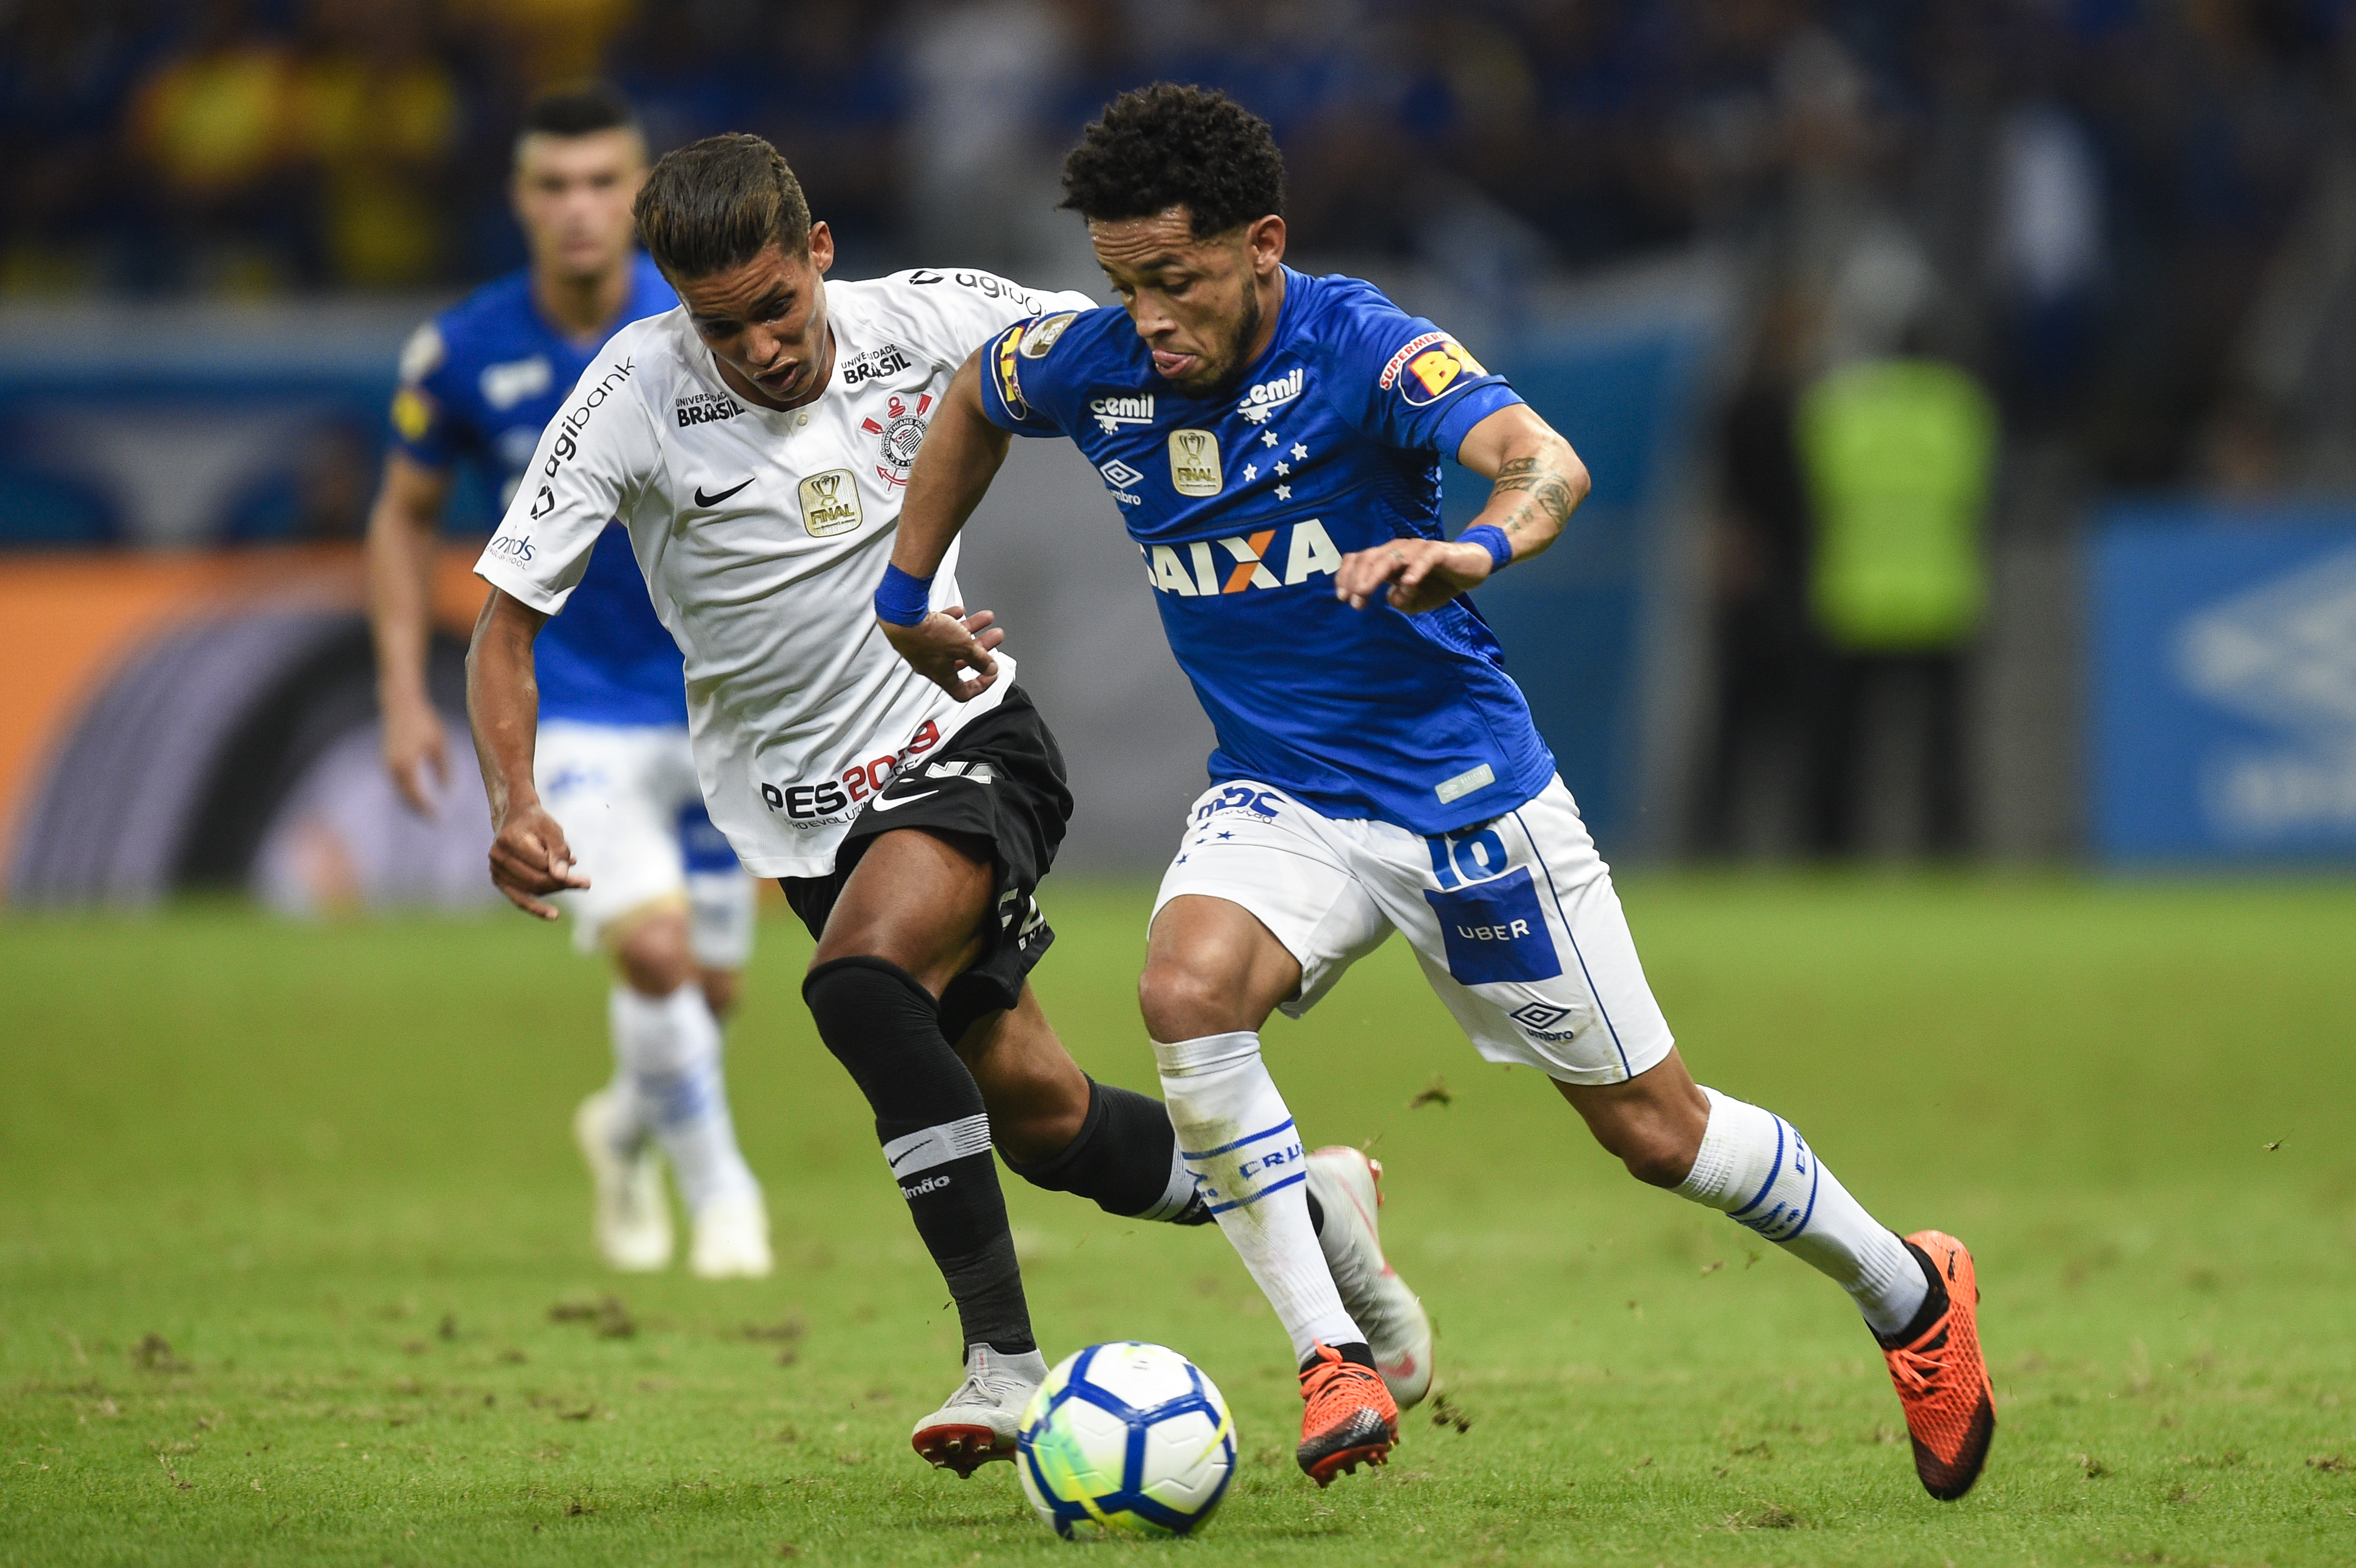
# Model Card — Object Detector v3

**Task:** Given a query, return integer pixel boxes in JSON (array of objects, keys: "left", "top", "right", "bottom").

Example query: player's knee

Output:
[
  {"left": 1590, "top": 1112, "right": 1701, "bottom": 1189},
  {"left": 1136, "top": 960, "right": 1230, "bottom": 1041},
  {"left": 614, "top": 910, "right": 694, "bottom": 995},
  {"left": 1617, "top": 1133, "right": 1697, "bottom": 1189}
]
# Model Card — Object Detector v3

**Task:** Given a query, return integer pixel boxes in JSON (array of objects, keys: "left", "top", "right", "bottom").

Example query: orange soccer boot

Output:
[
  {"left": 1295, "top": 1342, "right": 1398, "bottom": 1487},
  {"left": 1880, "top": 1230, "right": 1996, "bottom": 1500}
]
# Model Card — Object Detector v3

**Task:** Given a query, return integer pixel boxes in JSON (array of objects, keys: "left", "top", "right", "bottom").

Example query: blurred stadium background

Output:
[{"left": 5, "top": 0, "right": 2356, "bottom": 911}]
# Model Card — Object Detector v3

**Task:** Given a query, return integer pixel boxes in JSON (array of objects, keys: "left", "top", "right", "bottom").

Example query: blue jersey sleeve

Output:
[
  {"left": 1326, "top": 288, "right": 1521, "bottom": 458},
  {"left": 975, "top": 310, "right": 1088, "bottom": 438},
  {"left": 386, "top": 317, "right": 468, "bottom": 472}
]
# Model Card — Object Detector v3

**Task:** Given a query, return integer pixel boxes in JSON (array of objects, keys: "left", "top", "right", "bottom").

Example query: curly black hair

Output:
[{"left": 1059, "top": 83, "right": 1285, "bottom": 237}]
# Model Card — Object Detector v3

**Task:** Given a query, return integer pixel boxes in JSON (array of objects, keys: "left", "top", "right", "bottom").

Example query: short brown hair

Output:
[{"left": 633, "top": 133, "right": 811, "bottom": 279}]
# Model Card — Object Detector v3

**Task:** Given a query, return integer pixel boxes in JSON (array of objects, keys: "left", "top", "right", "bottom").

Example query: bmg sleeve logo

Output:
[{"left": 1378, "top": 330, "right": 1488, "bottom": 408}]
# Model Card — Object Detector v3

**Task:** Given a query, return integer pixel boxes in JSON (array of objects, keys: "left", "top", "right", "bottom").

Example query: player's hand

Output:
[
  {"left": 487, "top": 799, "right": 590, "bottom": 920},
  {"left": 1335, "top": 538, "right": 1494, "bottom": 614},
  {"left": 880, "top": 607, "right": 1005, "bottom": 702},
  {"left": 381, "top": 693, "right": 449, "bottom": 816}
]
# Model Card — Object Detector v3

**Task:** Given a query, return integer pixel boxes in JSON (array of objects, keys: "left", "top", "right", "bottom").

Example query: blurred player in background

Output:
[
  {"left": 886, "top": 85, "right": 1995, "bottom": 1500},
  {"left": 364, "top": 85, "right": 770, "bottom": 1280}
]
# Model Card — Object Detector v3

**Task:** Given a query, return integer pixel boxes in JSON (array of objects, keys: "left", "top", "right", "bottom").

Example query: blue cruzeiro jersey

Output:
[
  {"left": 391, "top": 255, "right": 686, "bottom": 727},
  {"left": 981, "top": 266, "right": 1556, "bottom": 835}
]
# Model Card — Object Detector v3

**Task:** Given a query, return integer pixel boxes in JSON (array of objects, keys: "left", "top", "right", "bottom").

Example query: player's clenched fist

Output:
[
  {"left": 879, "top": 607, "right": 1005, "bottom": 702},
  {"left": 1333, "top": 538, "right": 1495, "bottom": 615},
  {"left": 487, "top": 799, "right": 591, "bottom": 919}
]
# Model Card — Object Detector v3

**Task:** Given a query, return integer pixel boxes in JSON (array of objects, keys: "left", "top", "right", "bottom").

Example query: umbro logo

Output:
[
  {"left": 1508, "top": 1001, "right": 1579, "bottom": 1041},
  {"left": 1097, "top": 457, "right": 1144, "bottom": 505},
  {"left": 694, "top": 478, "right": 753, "bottom": 507}
]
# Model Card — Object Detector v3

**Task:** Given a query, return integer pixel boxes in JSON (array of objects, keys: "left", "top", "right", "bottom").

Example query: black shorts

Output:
[{"left": 779, "top": 684, "right": 1071, "bottom": 1042}]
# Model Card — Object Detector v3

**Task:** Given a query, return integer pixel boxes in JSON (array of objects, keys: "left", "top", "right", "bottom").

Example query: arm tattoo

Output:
[{"left": 1487, "top": 455, "right": 1577, "bottom": 537}]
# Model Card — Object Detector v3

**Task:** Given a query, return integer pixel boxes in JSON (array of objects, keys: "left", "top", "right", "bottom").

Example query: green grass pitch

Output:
[{"left": 4, "top": 876, "right": 2354, "bottom": 1566}]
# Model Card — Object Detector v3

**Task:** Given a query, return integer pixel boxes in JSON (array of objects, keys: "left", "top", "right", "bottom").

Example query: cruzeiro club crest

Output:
[{"left": 862, "top": 392, "right": 934, "bottom": 488}]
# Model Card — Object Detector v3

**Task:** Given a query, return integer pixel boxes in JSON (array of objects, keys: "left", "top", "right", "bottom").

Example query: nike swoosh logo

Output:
[
  {"left": 888, "top": 1146, "right": 924, "bottom": 1169},
  {"left": 694, "top": 478, "right": 753, "bottom": 507},
  {"left": 868, "top": 790, "right": 938, "bottom": 812}
]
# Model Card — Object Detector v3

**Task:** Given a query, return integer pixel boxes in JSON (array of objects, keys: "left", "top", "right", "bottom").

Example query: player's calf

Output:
[
  {"left": 1000, "top": 1074, "right": 1208, "bottom": 1224},
  {"left": 803, "top": 955, "right": 1035, "bottom": 1360},
  {"left": 1613, "top": 1069, "right": 1996, "bottom": 1494},
  {"left": 608, "top": 978, "right": 764, "bottom": 1228},
  {"left": 1666, "top": 1084, "right": 1928, "bottom": 1338}
]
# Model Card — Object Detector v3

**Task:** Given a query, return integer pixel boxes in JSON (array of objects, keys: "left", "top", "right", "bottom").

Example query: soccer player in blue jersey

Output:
[
  {"left": 365, "top": 86, "right": 770, "bottom": 1279},
  {"left": 882, "top": 85, "right": 1996, "bottom": 1498}
]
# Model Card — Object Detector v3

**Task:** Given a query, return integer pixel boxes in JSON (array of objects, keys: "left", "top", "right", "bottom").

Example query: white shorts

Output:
[
  {"left": 534, "top": 720, "right": 756, "bottom": 968},
  {"left": 1152, "top": 776, "right": 1674, "bottom": 1085}
]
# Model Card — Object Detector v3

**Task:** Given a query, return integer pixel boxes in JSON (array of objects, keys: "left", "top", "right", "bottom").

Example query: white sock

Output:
[
  {"left": 1675, "top": 1087, "right": 1928, "bottom": 1338},
  {"left": 610, "top": 981, "right": 759, "bottom": 1215},
  {"left": 1154, "top": 1032, "right": 1361, "bottom": 1362}
]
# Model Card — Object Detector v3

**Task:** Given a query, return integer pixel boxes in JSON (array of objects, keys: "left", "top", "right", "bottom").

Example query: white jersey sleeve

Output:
[
  {"left": 862, "top": 268, "right": 1098, "bottom": 374},
  {"left": 474, "top": 331, "right": 662, "bottom": 613}
]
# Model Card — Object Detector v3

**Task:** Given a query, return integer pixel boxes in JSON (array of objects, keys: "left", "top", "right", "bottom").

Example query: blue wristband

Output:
[
  {"left": 1460, "top": 524, "right": 1513, "bottom": 571},
  {"left": 874, "top": 562, "right": 935, "bottom": 627}
]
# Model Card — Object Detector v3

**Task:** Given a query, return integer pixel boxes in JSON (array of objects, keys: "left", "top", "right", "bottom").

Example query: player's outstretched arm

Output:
[
  {"left": 465, "top": 588, "right": 589, "bottom": 919},
  {"left": 365, "top": 451, "right": 456, "bottom": 813},
  {"left": 878, "top": 349, "right": 1014, "bottom": 702},
  {"left": 1334, "top": 403, "right": 1591, "bottom": 614}
]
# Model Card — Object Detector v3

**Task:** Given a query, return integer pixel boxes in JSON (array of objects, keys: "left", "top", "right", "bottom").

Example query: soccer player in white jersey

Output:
[
  {"left": 461, "top": 133, "right": 1424, "bottom": 1477},
  {"left": 884, "top": 85, "right": 1997, "bottom": 1498},
  {"left": 365, "top": 86, "right": 769, "bottom": 1280}
]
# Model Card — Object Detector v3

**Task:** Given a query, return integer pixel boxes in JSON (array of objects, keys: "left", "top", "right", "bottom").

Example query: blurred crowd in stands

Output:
[{"left": 7, "top": 0, "right": 2352, "bottom": 488}]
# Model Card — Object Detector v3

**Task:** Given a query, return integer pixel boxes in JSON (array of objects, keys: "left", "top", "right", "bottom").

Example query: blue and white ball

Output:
[{"left": 1015, "top": 1342, "right": 1236, "bottom": 1539}]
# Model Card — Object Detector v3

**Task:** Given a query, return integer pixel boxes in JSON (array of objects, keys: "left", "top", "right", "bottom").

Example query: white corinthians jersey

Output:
[{"left": 476, "top": 268, "right": 1094, "bottom": 877}]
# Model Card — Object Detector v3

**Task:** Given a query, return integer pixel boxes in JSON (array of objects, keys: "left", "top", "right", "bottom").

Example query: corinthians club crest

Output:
[{"left": 862, "top": 392, "right": 934, "bottom": 488}]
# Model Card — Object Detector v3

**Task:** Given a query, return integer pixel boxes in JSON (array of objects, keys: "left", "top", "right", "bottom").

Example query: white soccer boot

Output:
[
  {"left": 909, "top": 1344, "right": 1048, "bottom": 1478},
  {"left": 687, "top": 1188, "right": 773, "bottom": 1279},
  {"left": 573, "top": 1088, "right": 673, "bottom": 1272},
  {"left": 1307, "top": 1144, "right": 1434, "bottom": 1410}
]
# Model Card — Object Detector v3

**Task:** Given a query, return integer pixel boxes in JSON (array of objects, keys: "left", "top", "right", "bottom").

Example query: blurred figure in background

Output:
[
  {"left": 1692, "top": 292, "right": 1816, "bottom": 857},
  {"left": 1795, "top": 349, "right": 1998, "bottom": 859},
  {"left": 363, "top": 84, "right": 770, "bottom": 1279}
]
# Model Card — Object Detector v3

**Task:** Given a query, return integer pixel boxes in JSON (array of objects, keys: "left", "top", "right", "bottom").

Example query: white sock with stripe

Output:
[
  {"left": 611, "top": 981, "right": 759, "bottom": 1215},
  {"left": 1675, "top": 1087, "right": 1927, "bottom": 1337},
  {"left": 1153, "top": 1032, "right": 1360, "bottom": 1361}
]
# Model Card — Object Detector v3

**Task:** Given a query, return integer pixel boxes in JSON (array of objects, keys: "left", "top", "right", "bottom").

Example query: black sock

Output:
[
  {"left": 1874, "top": 1239, "right": 1950, "bottom": 1351},
  {"left": 1300, "top": 1341, "right": 1377, "bottom": 1375},
  {"left": 1002, "top": 1078, "right": 1212, "bottom": 1224},
  {"left": 803, "top": 957, "right": 1034, "bottom": 1357}
]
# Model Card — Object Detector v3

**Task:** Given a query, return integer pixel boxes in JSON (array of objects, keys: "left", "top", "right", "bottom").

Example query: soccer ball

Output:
[{"left": 1015, "top": 1342, "right": 1235, "bottom": 1539}]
